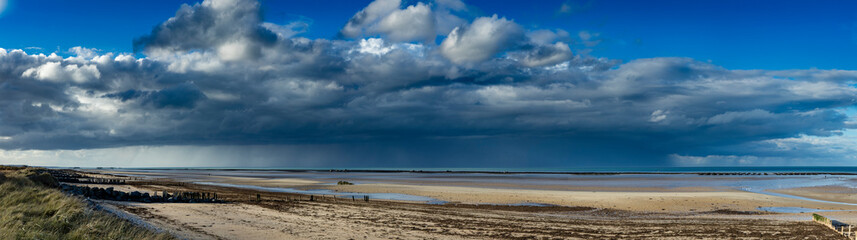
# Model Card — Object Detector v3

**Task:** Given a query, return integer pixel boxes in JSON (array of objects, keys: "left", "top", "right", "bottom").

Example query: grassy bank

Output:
[{"left": 0, "top": 167, "right": 173, "bottom": 240}]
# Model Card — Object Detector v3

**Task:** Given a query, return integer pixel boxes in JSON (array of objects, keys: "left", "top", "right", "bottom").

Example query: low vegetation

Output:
[{"left": 0, "top": 167, "right": 173, "bottom": 240}]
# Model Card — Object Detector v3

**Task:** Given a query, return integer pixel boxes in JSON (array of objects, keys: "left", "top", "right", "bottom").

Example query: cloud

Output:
[
  {"left": 261, "top": 21, "right": 309, "bottom": 39},
  {"left": 339, "top": 0, "right": 402, "bottom": 39},
  {"left": 342, "top": 1, "right": 572, "bottom": 66},
  {"left": 69, "top": 47, "right": 100, "bottom": 59},
  {"left": 512, "top": 42, "right": 573, "bottom": 67},
  {"left": 374, "top": 2, "right": 436, "bottom": 42},
  {"left": 433, "top": 0, "right": 469, "bottom": 35},
  {"left": 0, "top": 0, "right": 856, "bottom": 167},
  {"left": 439, "top": 15, "right": 524, "bottom": 63},
  {"left": 527, "top": 29, "right": 571, "bottom": 45},
  {"left": 22, "top": 61, "right": 101, "bottom": 83},
  {"left": 340, "top": 0, "right": 471, "bottom": 43},
  {"left": 133, "top": 0, "right": 278, "bottom": 60},
  {"left": 104, "top": 83, "right": 206, "bottom": 109},
  {"left": 556, "top": 0, "right": 592, "bottom": 16},
  {"left": 706, "top": 109, "right": 775, "bottom": 125},
  {"left": 353, "top": 38, "right": 395, "bottom": 56}
]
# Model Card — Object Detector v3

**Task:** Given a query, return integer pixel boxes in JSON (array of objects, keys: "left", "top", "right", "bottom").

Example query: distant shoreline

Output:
[{"left": 81, "top": 167, "right": 857, "bottom": 175}]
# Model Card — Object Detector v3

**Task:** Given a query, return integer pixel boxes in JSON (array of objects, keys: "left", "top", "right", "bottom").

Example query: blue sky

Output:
[
  {"left": 2, "top": 0, "right": 855, "bottom": 69},
  {"left": 0, "top": 0, "right": 856, "bottom": 168}
]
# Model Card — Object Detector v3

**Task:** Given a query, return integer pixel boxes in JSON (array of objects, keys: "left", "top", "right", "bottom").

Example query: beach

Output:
[{"left": 49, "top": 168, "right": 854, "bottom": 239}]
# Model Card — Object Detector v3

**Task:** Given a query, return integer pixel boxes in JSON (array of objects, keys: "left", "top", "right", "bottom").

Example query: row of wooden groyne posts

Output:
[
  {"left": 50, "top": 169, "right": 379, "bottom": 204},
  {"left": 49, "top": 169, "right": 140, "bottom": 184},
  {"left": 60, "top": 184, "right": 224, "bottom": 203},
  {"left": 59, "top": 181, "right": 379, "bottom": 205},
  {"left": 813, "top": 214, "right": 856, "bottom": 240}
]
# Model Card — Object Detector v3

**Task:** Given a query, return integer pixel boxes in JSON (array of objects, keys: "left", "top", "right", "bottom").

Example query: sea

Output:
[
  {"left": 70, "top": 166, "right": 857, "bottom": 209},
  {"left": 84, "top": 166, "right": 857, "bottom": 174}
]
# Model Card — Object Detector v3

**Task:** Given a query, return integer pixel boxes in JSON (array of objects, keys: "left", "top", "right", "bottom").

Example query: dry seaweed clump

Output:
[
  {"left": 0, "top": 167, "right": 173, "bottom": 240},
  {"left": 337, "top": 180, "right": 354, "bottom": 185}
]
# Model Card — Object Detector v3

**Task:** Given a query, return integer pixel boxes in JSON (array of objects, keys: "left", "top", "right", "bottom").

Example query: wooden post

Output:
[{"left": 352, "top": 196, "right": 355, "bottom": 201}]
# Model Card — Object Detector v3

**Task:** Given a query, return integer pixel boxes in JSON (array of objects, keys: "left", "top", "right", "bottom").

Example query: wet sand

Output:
[
  {"left": 771, "top": 186, "right": 857, "bottom": 205},
  {"left": 323, "top": 183, "right": 857, "bottom": 212},
  {"left": 75, "top": 169, "right": 857, "bottom": 239}
]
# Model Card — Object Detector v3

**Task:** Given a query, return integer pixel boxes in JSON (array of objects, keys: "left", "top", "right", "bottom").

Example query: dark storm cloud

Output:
[
  {"left": 0, "top": 0, "right": 855, "bottom": 165},
  {"left": 105, "top": 84, "right": 206, "bottom": 109}
]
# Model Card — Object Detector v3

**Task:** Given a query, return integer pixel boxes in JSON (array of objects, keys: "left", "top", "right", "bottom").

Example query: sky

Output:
[{"left": 0, "top": 0, "right": 855, "bottom": 168}]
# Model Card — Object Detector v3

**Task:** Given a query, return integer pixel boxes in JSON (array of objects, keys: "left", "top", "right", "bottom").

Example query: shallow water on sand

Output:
[{"left": 757, "top": 207, "right": 843, "bottom": 213}]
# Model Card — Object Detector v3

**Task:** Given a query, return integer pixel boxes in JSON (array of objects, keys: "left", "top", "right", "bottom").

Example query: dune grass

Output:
[{"left": 0, "top": 169, "right": 174, "bottom": 240}]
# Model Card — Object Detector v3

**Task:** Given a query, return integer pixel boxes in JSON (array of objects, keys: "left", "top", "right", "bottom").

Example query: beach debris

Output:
[{"left": 337, "top": 181, "right": 354, "bottom": 185}]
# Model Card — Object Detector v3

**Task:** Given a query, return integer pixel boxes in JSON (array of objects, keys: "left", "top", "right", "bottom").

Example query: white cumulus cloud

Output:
[
  {"left": 22, "top": 62, "right": 101, "bottom": 83},
  {"left": 440, "top": 15, "right": 524, "bottom": 64}
]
